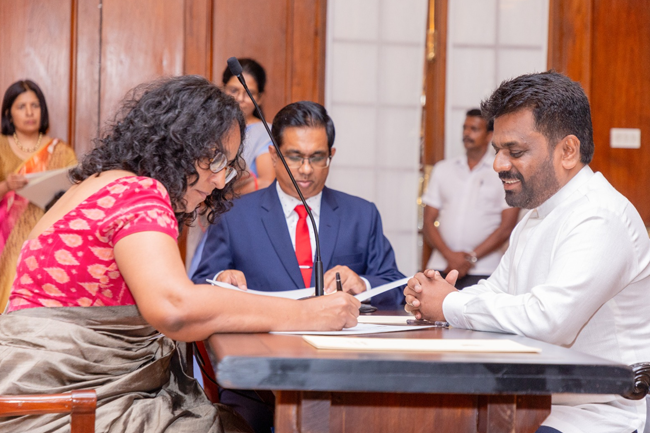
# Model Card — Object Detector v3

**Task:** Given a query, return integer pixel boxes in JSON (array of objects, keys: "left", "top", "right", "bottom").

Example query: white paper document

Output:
[
  {"left": 303, "top": 335, "right": 542, "bottom": 353},
  {"left": 207, "top": 279, "right": 314, "bottom": 300},
  {"left": 353, "top": 277, "right": 409, "bottom": 302},
  {"left": 273, "top": 322, "right": 437, "bottom": 336},
  {"left": 357, "top": 315, "right": 412, "bottom": 325},
  {"left": 206, "top": 276, "right": 409, "bottom": 302},
  {"left": 17, "top": 167, "right": 74, "bottom": 209}
]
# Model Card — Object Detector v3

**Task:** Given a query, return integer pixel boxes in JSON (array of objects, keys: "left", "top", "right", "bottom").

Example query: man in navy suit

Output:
[
  {"left": 192, "top": 101, "right": 405, "bottom": 310},
  {"left": 192, "top": 101, "right": 405, "bottom": 433}
]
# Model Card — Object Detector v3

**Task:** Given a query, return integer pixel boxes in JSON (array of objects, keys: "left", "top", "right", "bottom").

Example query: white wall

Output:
[
  {"left": 325, "top": 0, "right": 428, "bottom": 277},
  {"left": 445, "top": 0, "right": 549, "bottom": 158},
  {"left": 325, "top": 0, "right": 549, "bottom": 277}
]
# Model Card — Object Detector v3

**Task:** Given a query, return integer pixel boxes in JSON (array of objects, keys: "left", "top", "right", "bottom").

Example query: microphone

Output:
[{"left": 227, "top": 57, "right": 325, "bottom": 297}]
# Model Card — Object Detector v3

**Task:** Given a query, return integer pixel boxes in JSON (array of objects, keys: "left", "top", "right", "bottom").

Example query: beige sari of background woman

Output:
[{"left": 0, "top": 135, "right": 77, "bottom": 311}]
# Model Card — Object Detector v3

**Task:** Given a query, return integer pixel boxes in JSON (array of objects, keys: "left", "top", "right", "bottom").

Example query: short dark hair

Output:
[
  {"left": 271, "top": 101, "right": 335, "bottom": 151},
  {"left": 70, "top": 75, "right": 246, "bottom": 227},
  {"left": 481, "top": 71, "right": 594, "bottom": 164},
  {"left": 222, "top": 58, "right": 267, "bottom": 120},
  {"left": 1, "top": 80, "right": 50, "bottom": 135},
  {"left": 466, "top": 108, "right": 493, "bottom": 132}
]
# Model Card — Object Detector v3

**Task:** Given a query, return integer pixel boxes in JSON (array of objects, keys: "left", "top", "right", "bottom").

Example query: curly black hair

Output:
[{"left": 70, "top": 75, "right": 246, "bottom": 227}]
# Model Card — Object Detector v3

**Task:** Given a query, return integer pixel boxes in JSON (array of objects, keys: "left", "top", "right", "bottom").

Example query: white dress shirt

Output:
[
  {"left": 276, "top": 182, "right": 322, "bottom": 253},
  {"left": 275, "top": 183, "right": 370, "bottom": 291},
  {"left": 443, "top": 166, "right": 650, "bottom": 433},
  {"left": 422, "top": 151, "right": 510, "bottom": 275}
]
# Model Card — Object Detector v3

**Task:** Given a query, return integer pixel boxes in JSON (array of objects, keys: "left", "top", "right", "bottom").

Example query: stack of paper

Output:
[{"left": 207, "top": 277, "right": 410, "bottom": 302}]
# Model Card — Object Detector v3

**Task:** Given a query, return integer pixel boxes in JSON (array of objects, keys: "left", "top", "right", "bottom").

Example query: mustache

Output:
[
  {"left": 462, "top": 136, "right": 473, "bottom": 143},
  {"left": 498, "top": 171, "right": 523, "bottom": 182}
]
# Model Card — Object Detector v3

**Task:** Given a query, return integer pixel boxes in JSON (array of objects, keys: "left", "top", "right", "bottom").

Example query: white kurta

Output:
[{"left": 443, "top": 166, "right": 650, "bottom": 433}]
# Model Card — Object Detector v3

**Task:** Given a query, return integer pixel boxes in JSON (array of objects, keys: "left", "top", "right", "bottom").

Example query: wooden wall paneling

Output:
[
  {"left": 420, "top": 0, "right": 448, "bottom": 269},
  {"left": 99, "top": 0, "right": 185, "bottom": 128},
  {"left": 212, "top": 0, "right": 290, "bottom": 122},
  {"left": 589, "top": 0, "right": 650, "bottom": 222},
  {"left": 422, "top": 0, "right": 448, "bottom": 167},
  {"left": 184, "top": 0, "right": 213, "bottom": 78},
  {"left": 286, "top": 0, "right": 327, "bottom": 104},
  {"left": 73, "top": 0, "right": 101, "bottom": 156},
  {"left": 548, "top": 0, "right": 650, "bottom": 223},
  {"left": 547, "top": 0, "right": 593, "bottom": 97},
  {"left": 0, "top": 0, "right": 73, "bottom": 145}
]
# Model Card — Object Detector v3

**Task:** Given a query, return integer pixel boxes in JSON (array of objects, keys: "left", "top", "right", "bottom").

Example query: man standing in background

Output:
[{"left": 422, "top": 108, "right": 519, "bottom": 289}]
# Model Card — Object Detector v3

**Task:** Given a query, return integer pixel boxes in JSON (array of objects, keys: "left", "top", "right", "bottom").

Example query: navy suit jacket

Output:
[{"left": 192, "top": 182, "right": 405, "bottom": 309}]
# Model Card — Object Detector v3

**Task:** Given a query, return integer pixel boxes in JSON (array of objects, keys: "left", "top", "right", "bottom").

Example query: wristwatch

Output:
[{"left": 466, "top": 251, "right": 478, "bottom": 264}]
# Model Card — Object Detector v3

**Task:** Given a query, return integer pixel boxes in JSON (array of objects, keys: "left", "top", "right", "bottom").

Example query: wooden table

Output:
[{"left": 208, "top": 325, "right": 632, "bottom": 433}]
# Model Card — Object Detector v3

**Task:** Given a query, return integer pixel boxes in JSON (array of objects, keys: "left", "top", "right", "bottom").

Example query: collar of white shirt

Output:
[
  {"left": 535, "top": 165, "right": 594, "bottom": 219},
  {"left": 276, "top": 181, "right": 323, "bottom": 220},
  {"left": 455, "top": 149, "right": 495, "bottom": 171}
]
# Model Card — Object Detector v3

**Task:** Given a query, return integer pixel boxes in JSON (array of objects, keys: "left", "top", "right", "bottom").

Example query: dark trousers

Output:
[{"left": 219, "top": 387, "right": 275, "bottom": 433}]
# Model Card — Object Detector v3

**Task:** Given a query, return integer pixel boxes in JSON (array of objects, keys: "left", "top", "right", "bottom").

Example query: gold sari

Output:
[
  {"left": 0, "top": 135, "right": 77, "bottom": 311},
  {"left": 0, "top": 305, "right": 251, "bottom": 432}
]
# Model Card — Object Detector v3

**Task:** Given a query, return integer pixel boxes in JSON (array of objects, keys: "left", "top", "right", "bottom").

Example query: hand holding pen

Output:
[{"left": 324, "top": 265, "right": 367, "bottom": 295}]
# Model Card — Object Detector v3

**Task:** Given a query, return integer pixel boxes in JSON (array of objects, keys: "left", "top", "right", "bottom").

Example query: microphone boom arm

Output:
[{"left": 228, "top": 58, "right": 325, "bottom": 297}]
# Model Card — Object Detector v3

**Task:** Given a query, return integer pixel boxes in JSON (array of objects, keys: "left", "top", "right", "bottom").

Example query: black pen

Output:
[{"left": 336, "top": 272, "right": 343, "bottom": 292}]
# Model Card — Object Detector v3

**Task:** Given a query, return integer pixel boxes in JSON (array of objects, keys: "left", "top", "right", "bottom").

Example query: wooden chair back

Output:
[
  {"left": 0, "top": 389, "right": 96, "bottom": 433},
  {"left": 622, "top": 362, "right": 650, "bottom": 400},
  {"left": 194, "top": 340, "right": 219, "bottom": 403}
]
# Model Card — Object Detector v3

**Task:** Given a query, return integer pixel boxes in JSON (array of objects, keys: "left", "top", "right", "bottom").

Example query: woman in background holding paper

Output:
[{"left": 0, "top": 80, "right": 77, "bottom": 310}]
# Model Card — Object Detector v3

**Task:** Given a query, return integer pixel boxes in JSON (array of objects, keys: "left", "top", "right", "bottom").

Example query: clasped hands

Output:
[
  {"left": 404, "top": 269, "right": 459, "bottom": 321},
  {"left": 216, "top": 265, "right": 366, "bottom": 295}
]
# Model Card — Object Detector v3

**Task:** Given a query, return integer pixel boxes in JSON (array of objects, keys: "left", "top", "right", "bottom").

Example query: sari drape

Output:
[
  {"left": 0, "top": 305, "right": 252, "bottom": 433},
  {"left": 0, "top": 135, "right": 77, "bottom": 311}
]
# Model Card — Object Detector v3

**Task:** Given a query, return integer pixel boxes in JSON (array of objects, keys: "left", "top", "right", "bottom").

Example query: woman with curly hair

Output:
[{"left": 0, "top": 75, "right": 359, "bottom": 432}]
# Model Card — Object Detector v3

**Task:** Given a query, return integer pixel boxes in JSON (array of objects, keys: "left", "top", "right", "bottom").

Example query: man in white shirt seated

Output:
[
  {"left": 422, "top": 108, "right": 519, "bottom": 288},
  {"left": 404, "top": 71, "right": 650, "bottom": 433}
]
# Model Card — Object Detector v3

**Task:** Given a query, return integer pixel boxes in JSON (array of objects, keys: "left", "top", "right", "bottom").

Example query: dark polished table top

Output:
[{"left": 208, "top": 322, "right": 633, "bottom": 396}]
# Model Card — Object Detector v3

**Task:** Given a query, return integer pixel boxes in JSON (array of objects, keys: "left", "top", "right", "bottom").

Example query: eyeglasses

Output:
[
  {"left": 209, "top": 152, "right": 237, "bottom": 184},
  {"left": 223, "top": 85, "right": 258, "bottom": 99},
  {"left": 285, "top": 154, "right": 331, "bottom": 169}
]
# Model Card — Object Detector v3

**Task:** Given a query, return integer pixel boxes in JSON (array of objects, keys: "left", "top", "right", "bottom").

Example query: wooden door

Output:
[
  {"left": 0, "top": 0, "right": 73, "bottom": 144},
  {"left": 548, "top": 0, "right": 650, "bottom": 224}
]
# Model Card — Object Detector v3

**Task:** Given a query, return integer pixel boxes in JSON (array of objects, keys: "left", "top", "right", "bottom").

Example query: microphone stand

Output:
[{"left": 227, "top": 57, "right": 325, "bottom": 297}]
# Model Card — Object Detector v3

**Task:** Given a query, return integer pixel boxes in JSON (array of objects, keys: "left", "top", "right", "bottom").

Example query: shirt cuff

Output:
[
  {"left": 360, "top": 277, "right": 371, "bottom": 292},
  {"left": 442, "top": 291, "right": 473, "bottom": 329}
]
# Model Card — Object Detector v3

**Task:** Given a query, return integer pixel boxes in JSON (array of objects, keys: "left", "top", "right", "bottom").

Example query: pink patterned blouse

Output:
[{"left": 6, "top": 176, "right": 178, "bottom": 312}]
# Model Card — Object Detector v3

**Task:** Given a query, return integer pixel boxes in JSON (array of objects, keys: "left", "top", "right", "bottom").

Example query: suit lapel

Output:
[
  {"left": 318, "top": 187, "right": 340, "bottom": 271},
  {"left": 260, "top": 183, "right": 305, "bottom": 289}
]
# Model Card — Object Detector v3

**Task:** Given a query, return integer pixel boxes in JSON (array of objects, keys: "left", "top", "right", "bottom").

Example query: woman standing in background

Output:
[
  {"left": 0, "top": 80, "right": 77, "bottom": 311},
  {"left": 221, "top": 58, "right": 275, "bottom": 194},
  {"left": 187, "top": 58, "right": 275, "bottom": 275}
]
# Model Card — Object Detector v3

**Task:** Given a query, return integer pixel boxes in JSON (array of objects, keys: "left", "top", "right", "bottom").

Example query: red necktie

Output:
[{"left": 294, "top": 205, "right": 313, "bottom": 288}]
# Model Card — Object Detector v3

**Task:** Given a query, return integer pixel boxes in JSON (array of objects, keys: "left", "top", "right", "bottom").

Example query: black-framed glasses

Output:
[
  {"left": 209, "top": 152, "right": 237, "bottom": 184},
  {"left": 285, "top": 154, "right": 331, "bottom": 169}
]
